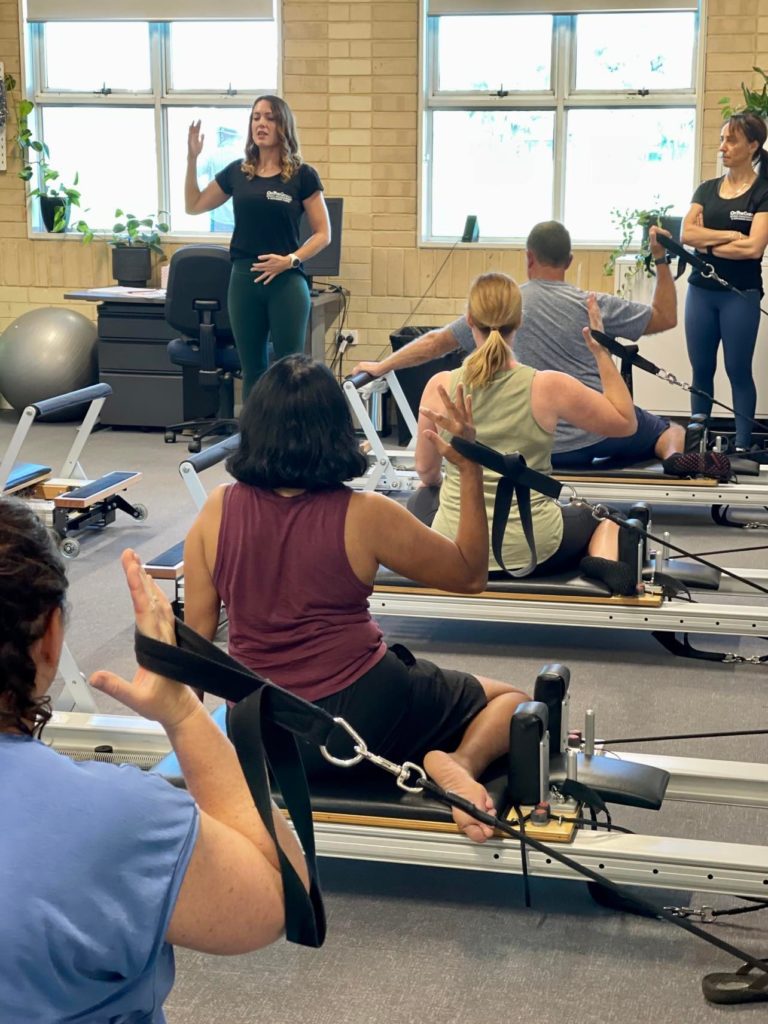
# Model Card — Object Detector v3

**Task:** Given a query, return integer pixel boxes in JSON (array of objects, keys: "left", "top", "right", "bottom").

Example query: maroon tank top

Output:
[{"left": 213, "top": 483, "right": 386, "bottom": 701}]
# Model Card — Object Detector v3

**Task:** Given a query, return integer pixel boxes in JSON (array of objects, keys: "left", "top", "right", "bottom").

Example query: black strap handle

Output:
[
  {"left": 450, "top": 438, "right": 562, "bottom": 576},
  {"left": 135, "top": 620, "right": 335, "bottom": 947}
]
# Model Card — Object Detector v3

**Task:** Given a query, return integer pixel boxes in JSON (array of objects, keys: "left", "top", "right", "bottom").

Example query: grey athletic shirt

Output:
[{"left": 446, "top": 279, "right": 652, "bottom": 452}]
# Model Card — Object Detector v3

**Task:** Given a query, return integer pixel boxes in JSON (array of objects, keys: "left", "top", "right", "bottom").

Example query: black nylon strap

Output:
[
  {"left": 135, "top": 620, "right": 335, "bottom": 947},
  {"left": 451, "top": 438, "right": 562, "bottom": 577}
]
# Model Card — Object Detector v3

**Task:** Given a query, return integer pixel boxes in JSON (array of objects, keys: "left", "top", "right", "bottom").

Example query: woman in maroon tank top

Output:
[{"left": 184, "top": 355, "right": 530, "bottom": 843}]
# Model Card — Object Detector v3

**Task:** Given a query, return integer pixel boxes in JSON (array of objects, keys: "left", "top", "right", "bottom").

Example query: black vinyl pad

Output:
[
  {"left": 549, "top": 753, "right": 669, "bottom": 810},
  {"left": 376, "top": 567, "right": 612, "bottom": 598},
  {"left": 560, "top": 456, "right": 760, "bottom": 479}
]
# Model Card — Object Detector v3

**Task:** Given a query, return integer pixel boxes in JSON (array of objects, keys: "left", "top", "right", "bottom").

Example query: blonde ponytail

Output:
[{"left": 461, "top": 272, "right": 522, "bottom": 390}]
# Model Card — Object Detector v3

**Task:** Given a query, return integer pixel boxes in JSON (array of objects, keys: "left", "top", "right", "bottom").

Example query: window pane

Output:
[
  {"left": 166, "top": 106, "right": 251, "bottom": 234},
  {"left": 169, "top": 22, "right": 277, "bottom": 92},
  {"left": 575, "top": 13, "right": 696, "bottom": 91},
  {"left": 42, "top": 107, "right": 157, "bottom": 230},
  {"left": 430, "top": 110, "right": 554, "bottom": 239},
  {"left": 436, "top": 15, "right": 552, "bottom": 93},
  {"left": 43, "top": 23, "right": 150, "bottom": 92},
  {"left": 564, "top": 108, "right": 695, "bottom": 243}
]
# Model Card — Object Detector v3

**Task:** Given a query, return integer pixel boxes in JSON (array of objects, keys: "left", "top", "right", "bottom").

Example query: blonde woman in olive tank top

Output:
[{"left": 414, "top": 273, "right": 640, "bottom": 595}]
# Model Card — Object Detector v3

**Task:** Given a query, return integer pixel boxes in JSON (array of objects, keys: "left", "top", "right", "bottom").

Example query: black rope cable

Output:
[
  {"left": 419, "top": 777, "right": 768, "bottom": 978},
  {"left": 602, "top": 728, "right": 768, "bottom": 745},
  {"left": 591, "top": 504, "right": 768, "bottom": 598},
  {"left": 591, "top": 329, "right": 768, "bottom": 439},
  {"left": 689, "top": 543, "right": 768, "bottom": 558}
]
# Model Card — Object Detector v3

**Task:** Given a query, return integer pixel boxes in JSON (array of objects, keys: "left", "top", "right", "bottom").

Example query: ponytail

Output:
[
  {"left": 462, "top": 329, "right": 512, "bottom": 390},
  {"left": 462, "top": 272, "right": 522, "bottom": 390}
]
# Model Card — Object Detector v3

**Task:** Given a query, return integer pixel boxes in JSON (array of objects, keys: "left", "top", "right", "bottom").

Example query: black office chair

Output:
[{"left": 164, "top": 245, "right": 240, "bottom": 453}]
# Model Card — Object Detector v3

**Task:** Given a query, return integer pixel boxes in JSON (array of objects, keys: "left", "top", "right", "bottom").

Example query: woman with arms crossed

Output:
[
  {"left": 183, "top": 355, "right": 531, "bottom": 844},
  {"left": 0, "top": 499, "right": 307, "bottom": 1023},
  {"left": 186, "top": 95, "right": 330, "bottom": 398},
  {"left": 414, "top": 273, "right": 640, "bottom": 595},
  {"left": 681, "top": 111, "right": 768, "bottom": 452}
]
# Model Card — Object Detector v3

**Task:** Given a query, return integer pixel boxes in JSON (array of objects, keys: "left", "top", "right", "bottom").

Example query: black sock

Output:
[{"left": 579, "top": 556, "right": 638, "bottom": 597}]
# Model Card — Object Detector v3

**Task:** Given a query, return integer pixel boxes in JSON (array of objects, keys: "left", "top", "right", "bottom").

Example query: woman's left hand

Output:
[
  {"left": 582, "top": 292, "right": 608, "bottom": 356},
  {"left": 420, "top": 382, "right": 476, "bottom": 442},
  {"left": 252, "top": 253, "right": 291, "bottom": 285}
]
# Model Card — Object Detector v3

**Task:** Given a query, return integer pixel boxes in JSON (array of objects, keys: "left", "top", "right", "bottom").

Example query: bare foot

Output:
[{"left": 423, "top": 750, "right": 496, "bottom": 843}]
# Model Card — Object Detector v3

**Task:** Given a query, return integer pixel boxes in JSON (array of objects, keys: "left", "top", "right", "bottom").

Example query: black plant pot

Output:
[
  {"left": 111, "top": 245, "right": 152, "bottom": 287},
  {"left": 39, "top": 195, "right": 70, "bottom": 233}
]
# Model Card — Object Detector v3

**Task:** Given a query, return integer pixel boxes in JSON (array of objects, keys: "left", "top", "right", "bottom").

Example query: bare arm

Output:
[
  {"left": 185, "top": 120, "right": 229, "bottom": 216},
  {"left": 644, "top": 226, "right": 677, "bottom": 334},
  {"left": 681, "top": 202, "right": 742, "bottom": 250},
  {"left": 182, "top": 487, "right": 225, "bottom": 641},
  {"left": 414, "top": 371, "right": 452, "bottom": 485},
  {"left": 352, "top": 326, "right": 460, "bottom": 378},
  {"left": 294, "top": 191, "right": 330, "bottom": 262},
  {"left": 91, "top": 551, "right": 308, "bottom": 956},
  {"left": 707, "top": 210, "right": 768, "bottom": 260}
]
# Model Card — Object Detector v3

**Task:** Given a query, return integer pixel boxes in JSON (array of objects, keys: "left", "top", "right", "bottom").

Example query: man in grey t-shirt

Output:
[{"left": 355, "top": 221, "right": 684, "bottom": 467}]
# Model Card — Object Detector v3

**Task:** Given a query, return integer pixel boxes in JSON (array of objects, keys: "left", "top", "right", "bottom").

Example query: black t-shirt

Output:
[
  {"left": 688, "top": 176, "right": 768, "bottom": 293},
  {"left": 214, "top": 161, "right": 324, "bottom": 261}
]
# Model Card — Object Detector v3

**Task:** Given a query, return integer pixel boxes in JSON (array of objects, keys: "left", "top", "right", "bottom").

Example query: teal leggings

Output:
[{"left": 228, "top": 259, "right": 311, "bottom": 399}]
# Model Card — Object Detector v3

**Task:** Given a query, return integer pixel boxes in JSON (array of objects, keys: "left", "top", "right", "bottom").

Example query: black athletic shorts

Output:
[{"left": 298, "top": 645, "right": 487, "bottom": 779}]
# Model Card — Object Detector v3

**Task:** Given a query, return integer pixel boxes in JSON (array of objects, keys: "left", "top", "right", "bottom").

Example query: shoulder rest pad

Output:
[
  {"left": 375, "top": 567, "right": 611, "bottom": 598},
  {"left": 550, "top": 752, "right": 669, "bottom": 810}
]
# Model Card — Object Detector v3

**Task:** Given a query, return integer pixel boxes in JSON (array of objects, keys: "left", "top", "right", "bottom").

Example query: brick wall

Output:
[{"left": 0, "top": 0, "right": 765, "bottom": 360}]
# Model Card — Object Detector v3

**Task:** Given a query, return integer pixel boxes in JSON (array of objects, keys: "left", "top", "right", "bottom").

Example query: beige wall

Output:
[{"left": 0, "top": 0, "right": 766, "bottom": 360}]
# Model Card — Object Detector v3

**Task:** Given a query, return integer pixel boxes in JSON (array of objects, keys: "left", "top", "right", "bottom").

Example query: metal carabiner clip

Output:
[{"left": 319, "top": 716, "right": 368, "bottom": 768}]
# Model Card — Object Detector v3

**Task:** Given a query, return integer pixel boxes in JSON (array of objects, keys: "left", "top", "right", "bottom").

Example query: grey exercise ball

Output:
[{"left": 0, "top": 307, "right": 98, "bottom": 419}]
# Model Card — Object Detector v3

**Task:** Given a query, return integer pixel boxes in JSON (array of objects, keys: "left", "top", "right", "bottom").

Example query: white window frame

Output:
[
  {"left": 20, "top": 14, "right": 282, "bottom": 240},
  {"left": 419, "top": 2, "right": 704, "bottom": 248}
]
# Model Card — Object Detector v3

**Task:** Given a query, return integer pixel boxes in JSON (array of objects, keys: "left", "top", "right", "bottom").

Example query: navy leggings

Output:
[{"left": 684, "top": 284, "right": 761, "bottom": 448}]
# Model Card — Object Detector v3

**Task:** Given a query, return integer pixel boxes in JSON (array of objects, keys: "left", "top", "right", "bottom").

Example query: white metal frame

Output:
[{"left": 344, "top": 372, "right": 421, "bottom": 493}]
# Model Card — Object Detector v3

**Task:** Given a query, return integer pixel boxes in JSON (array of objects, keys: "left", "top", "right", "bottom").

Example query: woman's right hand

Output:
[
  {"left": 188, "top": 120, "right": 205, "bottom": 160},
  {"left": 90, "top": 549, "right": 202, "bottom": 730}
]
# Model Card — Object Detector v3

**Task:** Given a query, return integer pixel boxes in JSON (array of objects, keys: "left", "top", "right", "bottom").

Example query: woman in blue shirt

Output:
[{"left": 0, "top": 497, "right": 306, "bottom": 1023}]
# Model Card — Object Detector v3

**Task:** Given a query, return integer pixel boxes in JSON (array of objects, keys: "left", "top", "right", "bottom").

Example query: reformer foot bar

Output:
[{"left": 0, "top": 383, "right": 146, "bottom": 558}]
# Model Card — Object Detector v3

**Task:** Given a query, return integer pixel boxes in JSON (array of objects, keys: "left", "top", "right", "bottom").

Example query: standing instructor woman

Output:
[
  {"left": 185, "top": 95, "right": 331, "bottom": 399},
  {"left": 682, "top": 111, "right": 768, "bottom": 451}
]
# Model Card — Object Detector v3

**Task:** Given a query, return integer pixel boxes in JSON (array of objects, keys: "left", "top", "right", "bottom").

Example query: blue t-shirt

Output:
[
  {"left": 446, "top": 279, "right": 652, "bottom": 452},
  {"left": 0, "top": 734, "right": 198, "bottom": 1024}
]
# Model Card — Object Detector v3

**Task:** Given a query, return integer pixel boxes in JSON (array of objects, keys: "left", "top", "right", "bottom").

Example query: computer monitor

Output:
[{"left": 299, "top": 197, "right": 343, "bottom": 288}]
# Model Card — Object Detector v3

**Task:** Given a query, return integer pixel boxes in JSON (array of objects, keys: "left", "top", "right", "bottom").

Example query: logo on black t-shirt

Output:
[
  {"left": 730, "top": 210, "right": 754, "bottom": 222},
  {"left": 266, "top": 190, "right": 292, "bottom": 203}
]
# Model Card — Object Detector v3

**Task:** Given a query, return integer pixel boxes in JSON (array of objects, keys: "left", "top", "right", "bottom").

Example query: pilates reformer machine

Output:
[
  {"left": 133, "top": 430, "right": 768, "bottom": 666},
  {"left": 342, "top": 344, "right": 768, "bottom": 527},
  {"left": 46, "top": 639, "right": 768, "bottom": 1004},
  {"left": 0, "top": 383, "right": 146, "bottom": 558}
]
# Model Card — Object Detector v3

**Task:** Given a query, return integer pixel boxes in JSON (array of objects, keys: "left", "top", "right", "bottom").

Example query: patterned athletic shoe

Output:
[{"left": 662, "top": 451, "right": 732, "bottom": 482}]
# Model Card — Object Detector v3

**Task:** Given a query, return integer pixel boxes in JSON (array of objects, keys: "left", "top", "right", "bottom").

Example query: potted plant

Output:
[
  {"left": 603, "top": 201, "right": 679, "bottom": 293},
  {"left": 76, "top": 209, "right": 170, "bottom": 287},
  {"left": 4, "top": 78, "right": 82, "bottom": 233},
  {"left": 720, "top": 66, "right": 768, "bottom": 119}
]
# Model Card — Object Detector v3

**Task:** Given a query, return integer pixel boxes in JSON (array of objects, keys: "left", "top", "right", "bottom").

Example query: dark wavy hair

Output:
[
  {"left": 227, "top": 355, "right": 368, "bottom": 490},
  {"left": 0, "top": 498, "right": 68, "bottom": 736},
  {"left": 242, "top": 94, "right": 302, "bottom": 183},
  {"left": 726, "top": 112, "right": 768, "bottom": 180}
]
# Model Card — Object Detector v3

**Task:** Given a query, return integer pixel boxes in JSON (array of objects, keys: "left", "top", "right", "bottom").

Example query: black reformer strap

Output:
[
  {"left": 136, "top": 620, "right": 336, "bottom": 948},
  {"left": 591, "top": 328, "right": 768, "bottom": 441},
  {"left": 657, "top": 234, "right": 768, "bottom": 318},
  {"left": 451, "top": 437, "right": 562, "bottom": 577}
]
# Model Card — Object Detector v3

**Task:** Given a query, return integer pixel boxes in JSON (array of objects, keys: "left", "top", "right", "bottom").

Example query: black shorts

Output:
[
  {"left": 526, "top": 503, "right": 599, "bottom": 577},
  {"left": 298, "top": 645, "right": 487, "bottom": 779}
]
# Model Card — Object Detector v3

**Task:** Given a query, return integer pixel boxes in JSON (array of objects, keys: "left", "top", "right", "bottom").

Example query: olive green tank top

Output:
[{"left": 431, "top": 363, "right": 564, "bottom": 572}]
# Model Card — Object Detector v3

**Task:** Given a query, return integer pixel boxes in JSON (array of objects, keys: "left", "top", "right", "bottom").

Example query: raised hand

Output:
[
  {"left": 420, "top": 382, "right": 476, "bottom": 442},
  {"left": 648, "top": 224, "right": 672, "bottom": 261},
  {"left": 90, "top": 550, "right": 201, "bottom": 729},
  {"left": 188, "top": 120, "right": 205, "bottom": 160},
  {"left": 582, "top": 292, "right": 608, "bottom": 357}
]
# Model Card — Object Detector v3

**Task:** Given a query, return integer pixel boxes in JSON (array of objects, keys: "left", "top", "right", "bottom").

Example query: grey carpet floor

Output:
[{"left": 4, "top": 413, "right": 768, "bottom": 1023}]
